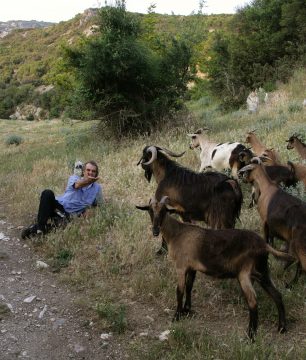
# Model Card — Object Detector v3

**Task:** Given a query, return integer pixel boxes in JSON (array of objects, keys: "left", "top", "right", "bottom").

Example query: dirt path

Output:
[{"left": 0, "top": 202, "right": 127, "bottom": 360}]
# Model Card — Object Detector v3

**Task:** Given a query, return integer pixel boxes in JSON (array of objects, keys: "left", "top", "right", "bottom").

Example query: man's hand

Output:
[
  {"left": 74, "top": 176, "right": 99, "bottom": 189},
  {"left": 87, "top": 176, "right": 99, "bottom": 183}
]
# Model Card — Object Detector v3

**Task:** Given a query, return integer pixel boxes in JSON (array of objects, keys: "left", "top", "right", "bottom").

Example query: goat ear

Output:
[{"left": 135, "top": 205, "right": 149, "bottom": 211}]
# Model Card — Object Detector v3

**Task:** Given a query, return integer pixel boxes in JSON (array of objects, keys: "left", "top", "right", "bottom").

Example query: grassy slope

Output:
[{"left": 0, "top": 70, "right": 306, "bottom": 358}]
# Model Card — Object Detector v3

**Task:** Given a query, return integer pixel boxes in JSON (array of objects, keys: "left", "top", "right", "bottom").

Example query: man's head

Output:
[{"left": 84, "top": 160, "right": 99, "bottom": 177}]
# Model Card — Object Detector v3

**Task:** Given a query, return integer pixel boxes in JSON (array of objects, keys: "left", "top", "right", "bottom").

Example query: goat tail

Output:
[{"left": 266, "top": 244, "right": 295, "bottom": 262}]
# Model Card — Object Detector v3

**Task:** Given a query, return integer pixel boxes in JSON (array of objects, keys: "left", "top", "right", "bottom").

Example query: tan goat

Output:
[
  {"left": 239, "top": 158, "right": 306, "bottom": 286},
  {"left": 286, "top": 135, "right": 306, "bottom": 160},
  {"left": 245, "top": 130, "right": 281, "bottom": 165},
  {"left": 287, "top": 161, "right": 306, "bottom": 187}
]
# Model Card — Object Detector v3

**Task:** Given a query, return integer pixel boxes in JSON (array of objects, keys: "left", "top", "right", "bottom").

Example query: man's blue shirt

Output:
[{"left": 56, "top": 175, "right": 102, "bottom": 214}]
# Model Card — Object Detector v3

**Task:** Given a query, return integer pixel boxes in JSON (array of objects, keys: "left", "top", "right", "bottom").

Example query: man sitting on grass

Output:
[{"left": 21, "top": 160, "right": 102, "bottom": 239}]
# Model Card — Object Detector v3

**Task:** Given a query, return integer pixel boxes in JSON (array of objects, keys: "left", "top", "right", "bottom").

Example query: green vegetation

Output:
[
  {"left": 64, "top": 1, "right": 193, "bottom": 136},
  {"left": 205, "top": 0, "right": 306, "bottom": 109},
  {"left": 0, "top": 2, "right": 229, "bottom": 124},
  {"left": 96, "top": 301, "right": 127, "bottom": 334},
  {"left": 5, "top": 134, "right": 23, "bottom": 146},
  {"left": 1, "top": 0, "right": 305, "bottom": 123}
]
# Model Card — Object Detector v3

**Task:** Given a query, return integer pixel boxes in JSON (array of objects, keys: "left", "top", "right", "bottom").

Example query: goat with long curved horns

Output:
[{"left": 137, "top": 145, "right": 243, "bottom": 253}]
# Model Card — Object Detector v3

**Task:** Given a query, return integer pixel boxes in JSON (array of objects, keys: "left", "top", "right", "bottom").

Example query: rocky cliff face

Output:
[{"left": 0, "top": 20, "right": 54, "bottom": 38}]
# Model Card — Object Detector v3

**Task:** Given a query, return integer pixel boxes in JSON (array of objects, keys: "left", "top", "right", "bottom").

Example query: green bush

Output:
[
  {"left": 64, "top": 1, "right": 193, "bottom": 136},
  {"left": 5, "top": 134, "right": 23, "bottom": 146},
  {"left": 288, "top": 102, "right": 303, "bottom": 113}
]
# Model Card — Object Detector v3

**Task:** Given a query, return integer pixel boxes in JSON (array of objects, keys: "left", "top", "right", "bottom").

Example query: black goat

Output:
[{"left": 137, "top": 145, "right": 243, "bottom": 230}]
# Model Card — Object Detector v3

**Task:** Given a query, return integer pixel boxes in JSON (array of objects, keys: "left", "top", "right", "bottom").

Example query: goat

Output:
[
  {"left": 137, "top": 145, "right": 243, "bottom": 253},
  {"left": 136, "top": 196, "right": 292, "bottom": 339},
  {"left": 239, "top": 158, "right": 306, "bottom": 286},
  {"left": 286, "top": 134, "right": 306, "bottom": 160},
  {"left": 245, "top": 130, "right": 281, "bottom": 165},
  {"left": 287, "top": 161, "right": 306, "bottom": 187},
  {"left": 188, "top": 128, "right": 253, "bottom": 178},
  {"left": 248, "top": 163, "right": 298, "bottom": 208}
]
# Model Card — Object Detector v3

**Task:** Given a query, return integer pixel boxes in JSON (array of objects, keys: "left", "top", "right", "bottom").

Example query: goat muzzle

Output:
[{"left": 152, "top": 228, "right": 160, "bottom": 237}]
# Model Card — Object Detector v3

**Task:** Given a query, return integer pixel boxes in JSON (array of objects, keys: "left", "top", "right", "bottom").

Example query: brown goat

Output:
[
  {"left": 286, "top": 134, "right": 306, "bottom": 160},
  {"left": 239, "top": 158, "right": 306, "bottom": 285},
  {"left": 287, "top": 161, "right": 306, "bottom": 187},
  {"left": 248, "top": 163, "right": 298, "bottom": 208},
  {"left": 137, "top": 196, "right": 291, "bottom": 340},
  {"left": 245, "top": 131, "right": 281, "bottom": 165}
]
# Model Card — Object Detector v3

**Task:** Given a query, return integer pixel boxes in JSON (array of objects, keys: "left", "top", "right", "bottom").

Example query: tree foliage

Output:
[
  {"left": 205, "top": 0, "right": 306, "bottom": 109},
  {"left": 64, "top": 1, "right": 193, "bottom": 136}
]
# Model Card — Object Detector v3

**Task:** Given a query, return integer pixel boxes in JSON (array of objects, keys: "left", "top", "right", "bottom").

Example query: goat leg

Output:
[
  {"left": 183, "top": 270, "right": 196, "bottom": 315},
  {"left": 173, "top": 272, "right": 186, "bottom": 321},
  {"left": 238, "top": 272, "right": 258, "bottom": 340},
  {"left": 156, "top": 237, "right": 168, "bottom": 256},
  {"left": 286, "top": 262, "right": 302, "bottom": 289},
  {"left": 257, "top": 272, "right": 287, "bottom": 333}
]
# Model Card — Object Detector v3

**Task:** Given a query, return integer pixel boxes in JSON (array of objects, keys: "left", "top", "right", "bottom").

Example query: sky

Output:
[{"left": 1, "top": 0, "right": 251, "bottom": 23}]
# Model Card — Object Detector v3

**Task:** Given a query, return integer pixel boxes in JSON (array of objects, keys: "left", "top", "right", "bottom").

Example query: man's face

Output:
[{"left": 85, "top": 163, "right": 97, "bottom": 177}]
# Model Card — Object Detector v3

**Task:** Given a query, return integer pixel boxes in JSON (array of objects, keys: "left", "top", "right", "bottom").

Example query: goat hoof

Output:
[
  {"left": 172, "top": 313, "right": 182, "bottom": 322},
  {"left": 156, "top": 247, "right": 168, "bottom": 256},
  {"left": 278, "top": 326, "right": 287, "bottom": 334},
  {"left": 247, "top": 329, "right": 256, "bottom": 341},
  {"left": 182, "top": 308, "right": 194, "bottom": 317}
]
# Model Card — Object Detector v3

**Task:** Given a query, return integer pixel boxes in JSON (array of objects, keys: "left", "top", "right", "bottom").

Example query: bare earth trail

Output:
[{"left": 0, "top": 201, "right": 126, "bottom": 360}]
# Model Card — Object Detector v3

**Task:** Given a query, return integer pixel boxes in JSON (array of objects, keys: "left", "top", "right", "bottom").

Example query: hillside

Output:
[
  {"left": 0, "top": 9, "right": 231, "bottom": 120},
  {"left": 0, "top": 20, "right": 54, "bottom": 38}
]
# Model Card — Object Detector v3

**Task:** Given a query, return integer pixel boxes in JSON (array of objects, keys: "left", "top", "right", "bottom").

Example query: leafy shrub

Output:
[
  {"left": 5, "top": 134, "right": 23, "bottom": 146},
  {"left": 288, "top": 102, "right": 303, "bottom": 113},
  {"left": 64, "top": 1, "right": 193, "bottom": 137},
  {"left": 27, "top": 114, "right": 34, "bottom": 121},
  {"left": 96, "top": 301, "right": 127, "bottom": 333}
]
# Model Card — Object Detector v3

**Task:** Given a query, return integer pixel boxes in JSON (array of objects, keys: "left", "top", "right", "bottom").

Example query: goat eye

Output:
[{"left": 192, "top": 136, "right": 196, "bottom": 139}]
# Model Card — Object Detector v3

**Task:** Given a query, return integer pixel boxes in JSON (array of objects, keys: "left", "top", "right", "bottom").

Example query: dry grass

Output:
[{"left": 1, "top": 70, "right": 306, "bottom": 358}]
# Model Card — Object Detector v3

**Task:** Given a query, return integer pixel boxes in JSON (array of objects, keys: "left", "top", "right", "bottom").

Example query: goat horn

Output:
[
  {"left": 160, "top": 196, "right": 169, "bottom": 204},
  {"left": 136, "top": 156, "right": 144, "bottom": 166},
  {"left": 159, "top": 147, "right": 185, "bottom": 158},
  {"left": 149, "top": 196, "right": 157, "bottom": 205},
  {"left": 238, "top": 163, "right": 255, "bottom": 173},
  {"left": 142, "top": 146, "right": 158, "bottom": 165}
]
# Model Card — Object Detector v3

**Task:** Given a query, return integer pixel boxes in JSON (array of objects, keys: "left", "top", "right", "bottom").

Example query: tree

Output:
[
  {"left": 64, "top": 0, "right": 193, "bottom": 136},
  {"left": 204, "top": 0, "right": 306, "bottom": 109}
]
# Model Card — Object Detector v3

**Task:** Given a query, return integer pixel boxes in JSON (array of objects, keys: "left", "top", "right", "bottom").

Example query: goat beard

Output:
[{"left": 144, "top": 168, "right": 152, "bottom": 182}]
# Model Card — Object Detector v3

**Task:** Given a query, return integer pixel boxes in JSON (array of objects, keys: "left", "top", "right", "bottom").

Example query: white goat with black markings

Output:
[{"left": 188, "top": 128, "right": 253, "bottom": 178}]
